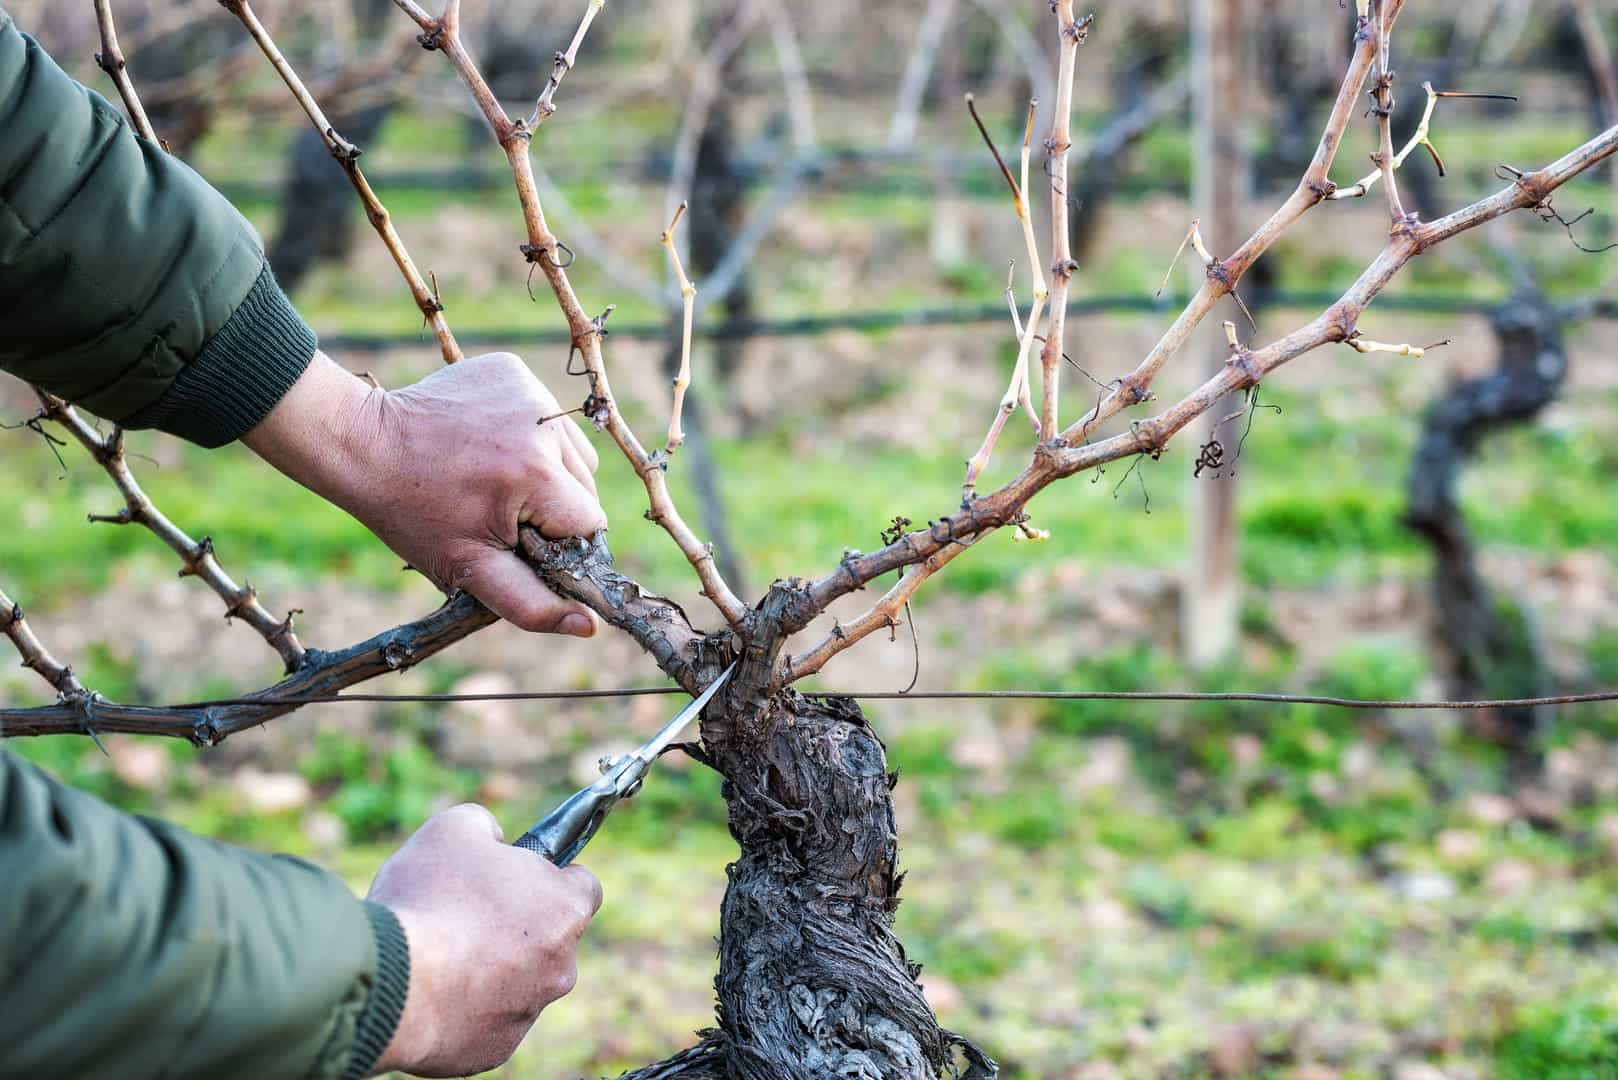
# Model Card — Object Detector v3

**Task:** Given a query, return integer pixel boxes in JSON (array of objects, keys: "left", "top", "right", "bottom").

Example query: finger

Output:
[
  {"left": 434, "top": 802, "right": 505, "bottom": 843},
  {"left": 558, "top": 440, "right": 599, "bottom": 501},
  {"left": 534, "top": 418, "right": 596, "bottom": 497},
  {"left": 561, "top": 417, "right": 598, "bottom": 473},
  {"left": 527, "top": 466, "right": 607, "bottom": 539},
  {"left": 459, "top": 550, "right": 599, "bottom": 636},
  {"left": 560, "top": 864, "right": 604, "bottom": 915}
]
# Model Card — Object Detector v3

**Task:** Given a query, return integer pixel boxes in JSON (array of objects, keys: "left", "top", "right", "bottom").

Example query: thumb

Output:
[
  {"left": 458, "top": 549, "right": 600, "bottom": 636},
  {"left": 431, "top": 802, "right": 505, "bottom": 844}
]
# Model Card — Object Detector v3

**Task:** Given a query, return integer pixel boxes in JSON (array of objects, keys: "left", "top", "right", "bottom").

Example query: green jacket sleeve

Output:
[
  {"left": 0, "top": 7, "right": 316, "bottom": 448},
  {"left": 0, "top": 750, "right": 409, "bottom": 1080}
]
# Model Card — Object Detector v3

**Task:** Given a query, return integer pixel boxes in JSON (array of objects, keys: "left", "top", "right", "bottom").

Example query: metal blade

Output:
[{"left": 632, "top": 663, "right": 736, "bottom": 764}]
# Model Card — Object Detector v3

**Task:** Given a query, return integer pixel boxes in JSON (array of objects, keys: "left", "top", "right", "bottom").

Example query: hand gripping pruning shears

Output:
[{"left": 512, "top": 663, "right": 736, "bottom": 865}]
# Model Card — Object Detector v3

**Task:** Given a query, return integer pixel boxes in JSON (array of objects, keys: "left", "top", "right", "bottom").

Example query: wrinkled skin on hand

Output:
[{"left": 243, "top": 350, "right": 607, "bottom": 636}]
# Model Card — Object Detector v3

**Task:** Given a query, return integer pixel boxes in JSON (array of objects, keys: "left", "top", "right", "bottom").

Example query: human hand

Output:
[
  {"left": 242, "top": 350, "right": 606, "bottom": 635},
  {"left": 366, "top": 804, "right": 603, "bottom": 1077}
]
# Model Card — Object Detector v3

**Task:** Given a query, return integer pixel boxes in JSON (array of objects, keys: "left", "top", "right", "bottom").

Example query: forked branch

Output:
[
  {"left": 36, "top": 393, "right": 307, "bottom": 673},
  {"left": 786, "top": 536, "right": 977, "bottom": 682},
  {"left": 0, "top": 586, "right": 87, "bottom": 700},
  {"left": 1063, "top": 14, "right": 1384, "bottom": 447}
]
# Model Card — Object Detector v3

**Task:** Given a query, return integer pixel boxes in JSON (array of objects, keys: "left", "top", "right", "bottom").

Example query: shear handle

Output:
[{"left": 513, "top": 778, "right": 618, "bottom": 866}]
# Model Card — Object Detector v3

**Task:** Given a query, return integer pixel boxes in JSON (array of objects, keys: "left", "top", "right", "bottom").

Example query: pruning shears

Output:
[{"left": 512, "top": 663, "right": 736, "bottom": 865}]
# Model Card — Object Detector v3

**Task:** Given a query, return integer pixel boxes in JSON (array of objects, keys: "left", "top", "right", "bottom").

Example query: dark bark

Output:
[
  {"left": 0, "top": 592, "right": 496, "bottom": 741},
  {"left": 617, "top": 688, "right": 995, "bottom": 1080},
  {"left": 1403, "top": 282, "right": 1565, "bottom": 765}
]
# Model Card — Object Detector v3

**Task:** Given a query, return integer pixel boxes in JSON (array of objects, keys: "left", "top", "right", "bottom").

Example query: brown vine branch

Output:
[
  {"left": 34, "top": 393, "right": 306, "bottom": 672},
  {"left": 395, "top": 0, "right": 748, "bottom": 627},
  {"left": 1, "top": 533, "right": 723, "bottom": 739},
  {"left": 92, "top": 0, "right": 159, "bottom": 145},
  {"left": 785, "top": 535, "right": 976, "bottom": 681},
  {"left": 1370, "top": 0, "right": 1411, "bottom": 228},
  {"left": 517, "top": 530, "right": 716, "bottom": 695},
  {"left": 1, "top": 593, "right": 493, "bottom": 741},
  {"left": 1037, "top": 4, "right": 1091, "bottom": 439},
  {"left": 219, "top": 0, "right": 462, "bottom": 365}
]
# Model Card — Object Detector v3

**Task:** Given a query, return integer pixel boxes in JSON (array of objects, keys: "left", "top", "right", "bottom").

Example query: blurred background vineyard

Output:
[{"left": 4, "top": 1, "right": 1618, "bottom": 1076}]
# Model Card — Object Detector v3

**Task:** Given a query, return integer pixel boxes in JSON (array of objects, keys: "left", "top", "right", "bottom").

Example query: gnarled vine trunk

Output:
[
  {"left": 1403, "top": 282, "right": 1566, "bottom": 769},
  {"left": 625, "top": 692, "right": 994, "bottom": 1080},
  {"left": 521, "top": 537, "right": 995, "bottom": 1080}
]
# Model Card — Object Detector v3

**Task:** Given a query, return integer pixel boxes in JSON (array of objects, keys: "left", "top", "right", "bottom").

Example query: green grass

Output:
[{"left": 1498, "top": 1000, "right": 1618, "bottom": 1079}]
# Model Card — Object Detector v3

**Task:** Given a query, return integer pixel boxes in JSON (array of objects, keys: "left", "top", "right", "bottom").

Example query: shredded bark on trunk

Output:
[{"left": 616, "top": 688, "right": 996, "bottom": 1079}]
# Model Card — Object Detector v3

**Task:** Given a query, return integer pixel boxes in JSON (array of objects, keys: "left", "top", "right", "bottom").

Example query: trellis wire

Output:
[{"left": 152, "top": 686, "right": 1618, "bottom": 712}]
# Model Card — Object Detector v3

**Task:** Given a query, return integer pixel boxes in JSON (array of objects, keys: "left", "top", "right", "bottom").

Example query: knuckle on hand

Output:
[
  {"left": 548, "top": 961, "right": 579, "bottom": 1001},
  {"left": 567, "top": 867, "right": 604, "bottom": 915}
]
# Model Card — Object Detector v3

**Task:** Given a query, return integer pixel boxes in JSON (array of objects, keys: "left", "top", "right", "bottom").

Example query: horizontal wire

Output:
[{"left": 159, "top": 687, "right": 1618, "bottom": 712}]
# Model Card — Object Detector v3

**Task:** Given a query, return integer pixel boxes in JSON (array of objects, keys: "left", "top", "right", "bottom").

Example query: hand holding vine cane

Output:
[{"left": 243, "top": 351, "right": 606, "bottom": 637}]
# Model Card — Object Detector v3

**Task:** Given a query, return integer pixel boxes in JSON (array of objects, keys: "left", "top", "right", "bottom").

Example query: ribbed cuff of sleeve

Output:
[
  {"left": 125, "top": 260, "right": 317, "bottom": 448},
  {"left": 345, "top": 902, "right": 411, "bottom": 1080}
]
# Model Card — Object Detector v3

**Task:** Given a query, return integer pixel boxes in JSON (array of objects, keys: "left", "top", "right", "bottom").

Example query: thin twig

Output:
[
  {"left": 1328, "top": 83, "right": 1518, "bottom": 201},
  {"left": 220, "top": 0, "right": 462, "bottom": 364},
  {"left": 92, "top": 0, "right": 160, "bottom": 144},
  {"left": 963, "top": 97, "right": 1045, "bottom": 499},
  {"left": 1370, "top": 0, "right": 1410, "bottom": 227},
  {"left": 662, "top": 202, "right": 697, "bottom": 453},
  {"left": 528, "top": 0, "right": 607, "bottom": 131}
]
